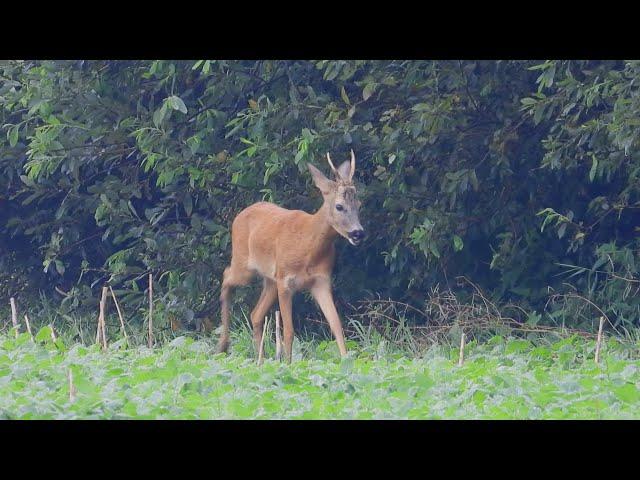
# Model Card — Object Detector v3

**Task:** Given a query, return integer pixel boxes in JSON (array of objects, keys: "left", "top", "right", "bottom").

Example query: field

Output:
[{"left": 1, "top": 326, "right": 639, "bottom": 419}]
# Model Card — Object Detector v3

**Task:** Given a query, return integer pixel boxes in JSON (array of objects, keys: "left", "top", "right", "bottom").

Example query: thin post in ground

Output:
[
  {"left": 595, "top": 316, "right": 605, "bottom": 364},
  {"left": 458, "top": 332, "right": 466, "bottom": 367},
  {"left": 68, "top": 369, "right": 76, "bottom": 403},
  {"left": 99, "top": 286, "right": 108, "bottom": 350},
  {"left": 275, "top": 311, "right": 282, "bottom": 361},
  {"left": 258, "top": 316, "right": 268, "bottom": 365},
  {"left": 148, "top": 273, "right": 154, "bottom": 348},
  {"left": 10, "top": 297, "right": 19, "bottom": 338}
]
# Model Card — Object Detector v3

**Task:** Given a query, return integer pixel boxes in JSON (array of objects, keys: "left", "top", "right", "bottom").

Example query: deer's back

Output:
[
  {"left": 231, "top": 202, "right": 316, "bottom": 280},
  {"left": 233, "top": 201, "right": 309, "bottom": 234}
]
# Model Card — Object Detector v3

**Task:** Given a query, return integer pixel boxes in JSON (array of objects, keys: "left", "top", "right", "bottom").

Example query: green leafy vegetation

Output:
[{"left": 1, "top": 329, "right": 638, "bottom": 419}]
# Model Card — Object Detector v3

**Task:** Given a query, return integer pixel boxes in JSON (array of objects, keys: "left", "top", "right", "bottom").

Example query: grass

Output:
[{"left": 1, "top": 319, "right": 639, "bottom": 419}]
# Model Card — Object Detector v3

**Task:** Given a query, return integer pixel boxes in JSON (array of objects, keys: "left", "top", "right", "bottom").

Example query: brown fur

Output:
[{"left": 216, "top": 152, "right": 364, "bottom": 361}]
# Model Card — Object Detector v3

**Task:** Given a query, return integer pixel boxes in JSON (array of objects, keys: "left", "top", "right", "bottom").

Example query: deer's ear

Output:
[
  {"left": 336, "top": 161, "right": 352, "bottom": 181},
  {"left": 308, "top": 163, "right": 335, "bottom": 194}
]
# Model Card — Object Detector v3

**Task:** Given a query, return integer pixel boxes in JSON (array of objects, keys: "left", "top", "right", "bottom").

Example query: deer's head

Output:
[{"left": 308, "top": 150, "right": 365, "bottom": 246}]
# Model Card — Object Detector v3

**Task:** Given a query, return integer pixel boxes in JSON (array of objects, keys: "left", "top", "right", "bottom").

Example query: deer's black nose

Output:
[{"left": 349, "top": 229, "right": 365, "bottom": 242}]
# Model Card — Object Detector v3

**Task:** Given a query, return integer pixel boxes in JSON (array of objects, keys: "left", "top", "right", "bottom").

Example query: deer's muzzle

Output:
[{"left": 348, "top": 229, "right": 365, "bottom": 246}]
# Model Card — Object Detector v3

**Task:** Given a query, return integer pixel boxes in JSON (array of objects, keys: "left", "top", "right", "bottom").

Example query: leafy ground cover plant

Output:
[{"left": 1, "top": 326, "right": 638, "bottom": 419}]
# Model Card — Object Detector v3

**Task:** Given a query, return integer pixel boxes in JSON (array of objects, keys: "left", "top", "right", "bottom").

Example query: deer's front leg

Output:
[
  {"left": 311, "top": 279, "right": 347, "bottom": 357},
  {"left": 277, "top": 280, "right": 295, "bottom": 363}
]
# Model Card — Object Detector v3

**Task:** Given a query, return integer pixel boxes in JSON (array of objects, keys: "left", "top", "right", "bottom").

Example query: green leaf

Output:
[
  {"left": 520, "top": 97, "right": 537, "bottom": 106},
  {"left": 453, "top": 235, "right": 464, "bottom": 252},
  {"left": 469, "top": 170, "right": 479, "bottom": 191},
  {"left": 168, "top": 96, "right": 188, "bottom": 114},
  {"left": 340, "top": 86, "right": 351, "bottom": 106},
  {"left": 614, "top": 384, "right": 640, "bottom": 403},
  {"left": 589, "top": 155, "right": 598, "bottom": 182},
  {"left": 55, "top": 260, "right": 65, "bottom": 275},
  {"left": 533, "top": 105, "right": 545, "bottom": 125},
  {"left": 363, "top": 83, "right": 377, "bottom": 101},
  {"left": 35, "top": 326, "right": 53, "bottom": 343},
  {"left": 557, "top": 223, "right": 567, "bottom": 239},
  {"left": 183, "top": 194, "right": 193, "bottom": 217},
  {"left": 153, "top": 104, "right": 167, "bottom": 127},
  {"left": 411, "top": 103, "right": 430, "bottom": 112},
  {"left": 528, "top": 61, "right": 552, "bottom": 71},
  {"left": 8, "top": 125, "right": 19, "bottom": 147}
]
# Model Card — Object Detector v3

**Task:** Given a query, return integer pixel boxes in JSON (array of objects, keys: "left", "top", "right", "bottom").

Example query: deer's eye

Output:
[{"left": 335, "top": 204, "right": 344, "bottom": 212}]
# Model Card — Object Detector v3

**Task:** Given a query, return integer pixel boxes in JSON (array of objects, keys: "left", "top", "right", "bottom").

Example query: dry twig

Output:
[
  {"left": 23, "top": 314, "right": 33, "bottom": 341},
  {"left": 108, "top": 285, "right": 129, "bottom": 342}
]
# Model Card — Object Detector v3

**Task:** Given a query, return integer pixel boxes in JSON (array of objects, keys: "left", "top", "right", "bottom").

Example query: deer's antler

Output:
[
  {"left": 349, "top": 149, "right": 356, "bottom": 181},
  {"left": 326, "top": 152, "right": 338, "bottom": 177},
  {"left": 327, "top": 151, "right": 356, "bottom": 181}
]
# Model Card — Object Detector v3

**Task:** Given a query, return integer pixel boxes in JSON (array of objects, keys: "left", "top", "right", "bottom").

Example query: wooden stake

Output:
[
  {"left": 95, "top": 293, "right": 102, "bottom": 345},
  {"left": 275, "top": 310, "right": 282, "bottom": 362},
  {"left": 23, "top": 314, "right": 33, "bottom": 341},
  {"left": 458, "top": 332, "right": 466, "bottom": 367},
  {"left": 10, "top": 297, "right": 19, "bottom": 338},
  {"left": 98, "top": 286, "right": 108, "bottom": 350},
  {"left": 68, "top": 369, "right": 76, "bottom": 403},
  {"left": 257, "top": 316, "right": 268, "bottom": 365},
  {"left": 108, "top": 286, "right": 128, "bottom": 342},
  {"left": 95, "top": 287, "right": 106, "bottom": 348},
  {"left": 148, "top": 273, "right": 154, "bottom": 348},
  {"left": 595, "top": 316, "right": 605, "bottom": 364}
]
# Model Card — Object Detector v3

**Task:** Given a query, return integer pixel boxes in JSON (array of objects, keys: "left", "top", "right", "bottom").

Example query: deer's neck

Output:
[{"left": 309, "top": 203, "right": 338, "bottom": 251}]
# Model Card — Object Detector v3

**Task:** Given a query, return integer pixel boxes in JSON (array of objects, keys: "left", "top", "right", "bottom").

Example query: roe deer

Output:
[{"left": 216, "top": 150, "right": 365, "bottom": 362}]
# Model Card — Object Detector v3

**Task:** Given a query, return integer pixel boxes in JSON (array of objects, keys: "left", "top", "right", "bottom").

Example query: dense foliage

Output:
[
  {"left": 1, "top": 60, "right": 639, "bottom": 332},
  {"left": 1, "top": 331, "right": 638, "bottom": 419}
]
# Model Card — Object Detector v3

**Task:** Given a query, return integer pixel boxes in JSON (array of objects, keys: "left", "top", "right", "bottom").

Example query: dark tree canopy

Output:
[{"left": 1, "top": 60, "right": 638, "bottom": 331}]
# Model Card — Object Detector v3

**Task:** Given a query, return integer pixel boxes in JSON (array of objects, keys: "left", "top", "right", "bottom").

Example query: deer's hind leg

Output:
[
  {"left": 217, "top": 263, "right": 254, "bottom": 354},
  {"left": 250, "top": 277, "right": 278, "bottom": 357},
  {"left": 276, "top": 279, "right": 295, "bottom": 363}
]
